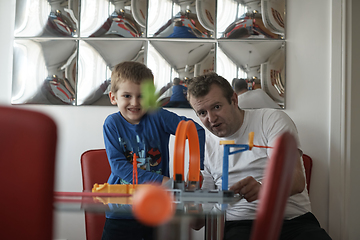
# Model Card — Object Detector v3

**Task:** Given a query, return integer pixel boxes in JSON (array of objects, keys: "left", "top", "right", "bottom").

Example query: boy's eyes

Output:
[{"left": 122, "top": 94, "right": 142, "bottom": 98}]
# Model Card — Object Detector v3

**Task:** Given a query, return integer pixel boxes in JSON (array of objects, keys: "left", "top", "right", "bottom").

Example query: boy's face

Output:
[{"left": 109, "top": 80, "right": 146, "bottom": 124}]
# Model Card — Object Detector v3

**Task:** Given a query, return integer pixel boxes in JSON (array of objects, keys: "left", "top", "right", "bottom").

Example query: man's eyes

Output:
[
  {"left": 197, "top": 105, "right": 221, "bottom": 117},
  {"left": 198, "top": 111, "right": 207, "bottom": 116}
]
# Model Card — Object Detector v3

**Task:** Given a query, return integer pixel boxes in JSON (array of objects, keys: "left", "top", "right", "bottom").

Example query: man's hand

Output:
[{"left": 229, "top": 176, "right": 261, "bottom": 202}]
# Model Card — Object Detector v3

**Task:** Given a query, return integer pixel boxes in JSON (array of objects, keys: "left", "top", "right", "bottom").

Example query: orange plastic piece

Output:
[
  {"left": 132, "top": 184, "right": 175, "bottom": 226},
  {"left": 133, "top": 154, "right": 138, "bottom": 187},
  {"left": 173, "top": 120, "right": 200, "bottom": 182},
  {"left": 248, "top": 132, "right": 254, "bottom": 150},
  {"left": 248, "top": 132, "right": 273, "bottom": 149}
]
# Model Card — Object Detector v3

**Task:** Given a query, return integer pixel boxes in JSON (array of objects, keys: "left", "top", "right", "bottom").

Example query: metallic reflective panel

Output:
[
  {"left": 14, "top": 0, "right": 79, "bottom": 37},
  {"left": 218, "top": 40, "right": 285, "bottom": 107},
  {"left": 77, "top": 40, "right": 145, "bottom": 105},
  {"left": 12, "top": 0, "right": 287, "bottom": 108},
  {"left": 80, "top": 0, "right": 147, "bottom": 37},
  {"left": 12, "top": 39, "right": 77, "bottom": 104},
  {"left": 148, "top": 0, "right": 215, "bottom": 38},
  {"left": 148, "top": 41, "right": 215, "bottom": 107},
  {"left": 217, "top": 0, "right": 285, "bottom": 39}
]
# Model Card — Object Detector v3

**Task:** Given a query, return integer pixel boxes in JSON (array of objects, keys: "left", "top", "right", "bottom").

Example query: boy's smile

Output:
[{"left": 109, "top": 80, "right": 146, "bottom": 124}]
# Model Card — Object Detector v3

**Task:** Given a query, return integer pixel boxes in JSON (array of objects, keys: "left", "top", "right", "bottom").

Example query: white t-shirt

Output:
[
  {"left": 238, "top": 89, "right": 281, "bottom": 109},
  {"left": 202, "top": 109, "right": 311, "bottom": 221}
]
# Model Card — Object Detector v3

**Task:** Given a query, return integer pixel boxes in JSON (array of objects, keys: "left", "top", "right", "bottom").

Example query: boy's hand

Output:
[{"left": 141, "top": 80, "right": 160, "bottom": 111}]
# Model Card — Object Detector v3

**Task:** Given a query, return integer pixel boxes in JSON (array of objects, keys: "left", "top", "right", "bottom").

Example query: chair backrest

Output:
[
  {"left": 250, "top": 132, "right": 298, "bottom": 240},
  {"left": 302, "top": 154, "right": 313, "bottom": 193},
  {"left": 81, "top": 149, "right": 111, "bottom": 240},
  {"left": 0, "top": 106, "right": 57, "bottom": 240}
]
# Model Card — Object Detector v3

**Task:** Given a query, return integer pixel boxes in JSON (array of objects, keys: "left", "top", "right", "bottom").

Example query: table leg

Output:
[{"left": 205, "top": 213, "right": 224, "bottom": 240}]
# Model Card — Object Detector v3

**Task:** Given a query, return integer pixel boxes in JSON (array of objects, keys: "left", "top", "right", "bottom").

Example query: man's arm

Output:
[
  {"left": 290, "top": 151, "right": 306, "bottom": 195},
  {"left": 229, "top": 150, "right": 305, "bottom": 202}
]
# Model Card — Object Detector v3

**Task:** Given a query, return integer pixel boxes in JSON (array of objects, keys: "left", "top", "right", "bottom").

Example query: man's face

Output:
[{"left": 189, "top": 85, "right": 241, "bottom": 138}]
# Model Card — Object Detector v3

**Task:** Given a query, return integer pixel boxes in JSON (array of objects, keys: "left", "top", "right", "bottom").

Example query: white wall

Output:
[
  {"left": 286, "top": 0, "right": 331, "bottom": 231},
  {"left": 0, "top": 0, "right": 349, "bottom": 239}
]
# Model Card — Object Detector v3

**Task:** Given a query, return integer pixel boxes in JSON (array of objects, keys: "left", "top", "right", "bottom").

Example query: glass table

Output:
[{"left": 54, "top": 189, "right": 242, "bottom": 240}]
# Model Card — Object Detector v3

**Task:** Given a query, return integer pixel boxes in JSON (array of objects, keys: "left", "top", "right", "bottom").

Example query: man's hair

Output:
[
  {"left": 187, "top": 72, "right": 234, "bottom": 104},
  {"left": 232, "top": 78, "right": 248, "bottom": 93},
  {"left": 110, "top": 61, "right": 154, "bottom": 93}
]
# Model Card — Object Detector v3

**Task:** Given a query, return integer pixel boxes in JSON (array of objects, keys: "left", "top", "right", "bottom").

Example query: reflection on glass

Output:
[
  {"left": 218, "top": 41, "right": 285, "bottom": 107},
  {"left": 77, "top": 40, "right": 145, "bottom": 105},
  {"left": 216, "top": 47, "right": 239, "bottom": 84},
  {"left": 12, "top": 39, "right": 77, "bottom": 104},
  {"left": 148, "top": 40, "right": 214, "bottom": 108},
  {"left": 218, "top": 0, "right": 284, "bottom": 39},
  {"left": 80, "top": 0, "right": 147, "bottom": 37},
  {"left": 148, "top": 0, "right": 215, "bottom": 38},
  {"left": 14, "top": 0, "right": 79, "bottom": 37}
]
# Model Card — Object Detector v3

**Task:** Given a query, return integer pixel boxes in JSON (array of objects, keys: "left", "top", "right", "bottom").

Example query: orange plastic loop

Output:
[{"left": 173, "top": 120, "right": 200, "bottom": 182}]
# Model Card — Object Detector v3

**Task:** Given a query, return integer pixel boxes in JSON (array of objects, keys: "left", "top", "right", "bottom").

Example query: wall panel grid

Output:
[{"left": 12, "top": 0, "right": 285, "bottom": 107}]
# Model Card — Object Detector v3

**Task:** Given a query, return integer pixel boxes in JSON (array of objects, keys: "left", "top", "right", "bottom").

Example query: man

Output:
[
  {"left": 232, "top": 78, "right": 281, "bottom": 109},
  {"left": 187, "top": 72, "right": 331, "bottom": 240}
]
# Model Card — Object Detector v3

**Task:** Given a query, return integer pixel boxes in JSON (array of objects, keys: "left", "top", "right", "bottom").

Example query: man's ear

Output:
[
  {"left": 109, "top": 91, "right": 117, "bottom": 105},
  {"left": 231, "top": 91, "right": 238, "bottom": 106}
]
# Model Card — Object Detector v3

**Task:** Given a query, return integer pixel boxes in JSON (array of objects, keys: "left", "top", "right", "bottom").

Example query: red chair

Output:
[
  {"left": 302, "top": 154, "right": 313, "bottom": 192},
  {"left": 81, "top": 149, "right": 111, "bottom": 240},
  {"left": 0, "top": 106, "right": 57, "bottom": 240},
  {"left": 250, "top": 132, "right": 298, "bottom": 240}
]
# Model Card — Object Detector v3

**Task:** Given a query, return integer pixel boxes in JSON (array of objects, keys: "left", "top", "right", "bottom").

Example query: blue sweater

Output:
[{"left": 103, "top": 108, "right": 205, "bottom": 218}]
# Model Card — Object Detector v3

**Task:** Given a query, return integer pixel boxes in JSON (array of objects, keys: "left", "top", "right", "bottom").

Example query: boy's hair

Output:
[
  {"left": 187, "top": 72, "right": 234, "bottom": 104},
  {"left": 173, "top": 77, "right": 181, "bottom": 85},
  {"left": 111, "top": 61, "right": 154, "bottom": 93}
]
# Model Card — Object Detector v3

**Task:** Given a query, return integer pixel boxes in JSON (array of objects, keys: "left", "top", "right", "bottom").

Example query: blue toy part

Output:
[{"left": 222, "top": 144, "right": 249, "bottom": 191}]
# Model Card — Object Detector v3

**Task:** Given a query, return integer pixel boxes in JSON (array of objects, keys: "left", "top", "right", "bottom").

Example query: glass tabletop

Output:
[{"left": 54, "top": 189, "right": 242, "bottom": 217}]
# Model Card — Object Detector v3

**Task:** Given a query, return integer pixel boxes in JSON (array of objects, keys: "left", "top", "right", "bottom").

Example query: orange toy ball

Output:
[{"left": 132, "top": 184, "right": 175, "bottom": 226}]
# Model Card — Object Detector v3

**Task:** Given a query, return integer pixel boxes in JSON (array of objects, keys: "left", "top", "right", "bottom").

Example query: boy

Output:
[{"left": 102, "top": 61, "right": 205, "bottom": 240}]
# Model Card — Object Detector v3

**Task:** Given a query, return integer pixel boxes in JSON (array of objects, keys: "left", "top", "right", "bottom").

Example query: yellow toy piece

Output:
[
  {"left": 92, "top": 183, "right": 154, "bottom": 204},
  {"left": 219, "top": 140, "right": 235, "bottom": 145},
  {"left": 248, "top": 132, "right": 254, "bottom": 150}
]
